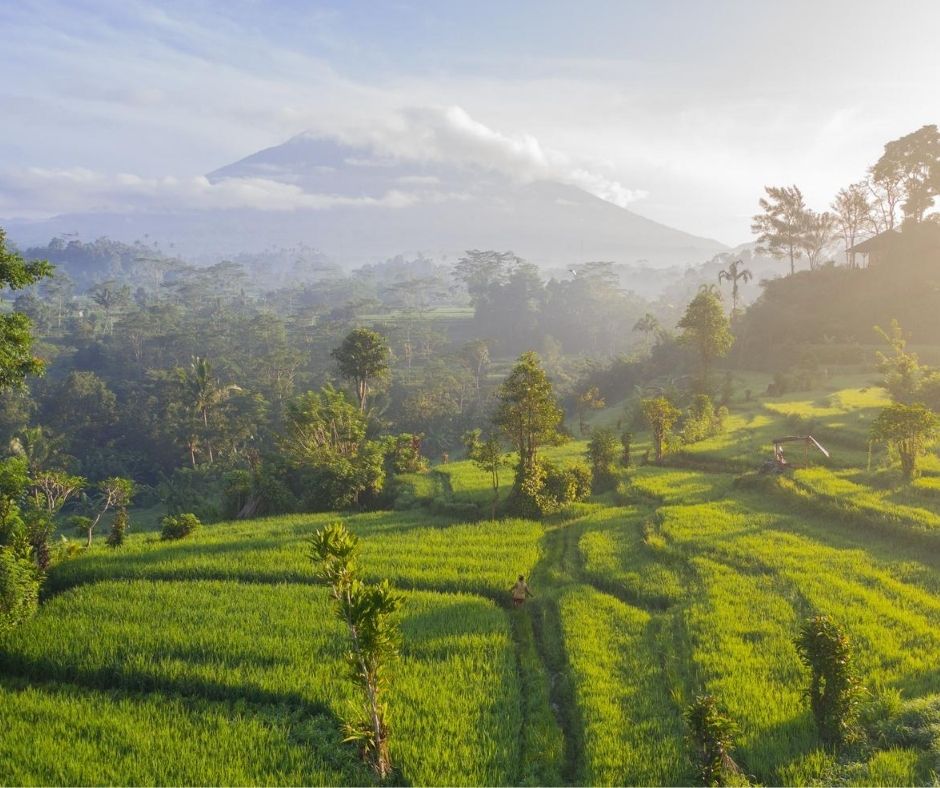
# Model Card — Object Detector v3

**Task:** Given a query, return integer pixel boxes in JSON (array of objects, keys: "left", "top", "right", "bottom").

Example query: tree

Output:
[
  {"left": 633, "top": 312, "right": 662, "bottom": 351},
  {"left": 586, "top": 428, "right": 619, "bottom": 492},
  {"left": 332, "top": 328, "right": 390, "bottom": 412},
  {"left": 463, "top": 430, "right": 505, "bottom": 519},
  {"left": 30, "top": 469, "right": 85, "bottom": 516},
  {"left": 0, "top": 228, "right": 54, "bottom": 389},
  {"left": 872, "top": 124, "right": 940, "bottom": 225},
  {"left": 870, "top": 402, "right": 939, "bottom": 481},
  {"left": 795, "top": 615, "right": 862, "bottom": 747},
  {"left": 493, "top": 352, "right": 564, "bottom": 476},
  {"left": 642, "top": 396, "right": 681, "bottom": 462},
  {"left": 576, "top": 386, "right": 605, "bottom": 435},
  {"left": 831, "top": 183, "right": 870, "bottom": 268},
  {"left": 281, "top": 386, "right": 385, "bottom": 509},
  {"left": 716, "top": 259, "right": 752, "bottom": 314},
  {"left": 677, "top": 288, "right": 734, "bottom": 391},
  {"left": 751, "top": 185, "right": 810, "bottom": 275},
  {"left": 177, "top": 357, "right": 240, "bottom": 465},
  {"left": 80, "top": 477, "right": 134, "bottom": 548},
  {"left": 874, "top": 320, "right": 922, "bottom": 403},
  {"left": 310, "top": 522, "right": 402, "bottom": 779},
  {"left": 801, "top": 210, "right": 837, "bottom": 271}
]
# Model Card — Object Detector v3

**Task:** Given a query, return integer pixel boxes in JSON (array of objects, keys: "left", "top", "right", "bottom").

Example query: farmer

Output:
[{"left": 511, "top": 575, "right": 533, "bottom": 608}]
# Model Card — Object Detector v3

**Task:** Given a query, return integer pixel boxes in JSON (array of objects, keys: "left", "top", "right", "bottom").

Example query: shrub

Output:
[
  {"left": 685, "top": 694, "right": 746, "bottom": 786},
  {"left": 106, "top": 508, "right": 128, "bottom": 548},
  {"left": 0, "top": 545, "right": 39, "bottom": 634},
  {"left": 587, "top": 428, "right": 619, "bottom": 492},
  {"left": 160, "top": 513, "right": 201, "bottom": 541},
  {"left": 682, "top": 395, "right": 728, "bottom": 444},
  {"left": 795, "top": 615, "right": 863, "bottom": 747}
]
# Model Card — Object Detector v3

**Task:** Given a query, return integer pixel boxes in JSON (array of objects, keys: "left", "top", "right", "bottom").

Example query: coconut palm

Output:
[{"left": 717, "top": 259, "right": 753, "bottom": 314}]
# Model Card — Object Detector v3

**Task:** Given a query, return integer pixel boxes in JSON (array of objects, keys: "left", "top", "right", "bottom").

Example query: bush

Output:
[
  {"left": 106, "top": 508, "right": 128, "bottom": 548},
  {"left": 795, "top": 615, "right": 863, "bottom": 747},
  {"left": 0, "top": 545, "right": 39, "bottom": 634},
  {"left": 685, "top": 694, "right": 746, "bottom": 786},
  {"left": 587, "top": 428, "right": 619, "bottom": 492},
  {"left": 507, "top": 459, "right": 591, "bottom": 518},
  {"left": 682, "top": 395, "right": 728, "bottom": 444},
  {"left": 160, "top": 513, "right": 201, "bottom": 541}
]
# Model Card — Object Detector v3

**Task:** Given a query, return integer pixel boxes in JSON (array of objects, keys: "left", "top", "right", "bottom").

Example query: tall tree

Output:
[
  {"left": 717, "top": 259, "right": 753, "bottom": 314},
  {"left": 332, "top": 328, "right": 390, "bottom": 412},
  {"left": 751, "top": 185, "right": 809, "bottom": 275},
  {"left": 831, "top": 183, "right": 871, "bottom": 268},
  {"left": 801, "top": 210, "right": 837, "bottom": 271},
  {"left": 0, "top": 228, "right": 53, "bottom": 389},
  {"left": 493, "top": 352, "right": 563, "bottom": 476},
  {"left": 872, "top": 124, "right": 940, "bottom": 225},
  {"left": 677, "top": 288, "right": 734, "bottom": 390}
]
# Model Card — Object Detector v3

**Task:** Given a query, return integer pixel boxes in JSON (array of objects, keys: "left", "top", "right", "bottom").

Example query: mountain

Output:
[{"left": 6, "top": 134, "right": 727, "bottom": 267}]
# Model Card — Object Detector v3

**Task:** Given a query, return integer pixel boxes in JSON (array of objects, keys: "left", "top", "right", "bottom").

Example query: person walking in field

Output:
[{"left": 511, "top": 574, "right": 533, "bottom": 607}]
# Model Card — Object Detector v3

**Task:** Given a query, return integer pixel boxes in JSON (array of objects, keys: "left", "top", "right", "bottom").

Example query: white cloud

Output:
[
  {"left": 0, "top": 167, "right": 419, "bottom": 217},
  {"left": 325, "top": 105, "right": 648, "bottom": 207}
]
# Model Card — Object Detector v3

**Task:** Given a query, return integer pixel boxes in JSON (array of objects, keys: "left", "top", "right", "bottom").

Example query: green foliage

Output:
[
  {"left": 507, "top": 458, "right": 589, "bottom": 518},
  {"left": 0, "top": 228, "right": 53, "bottom": 389},
  {"left": 685, "top": 694, "right": 745, "bottom": 787},
  {"left": 870, "top": 402, "right": 939, "bottom": 480},
  {"left": 875, "top": 320, "right": 923, "bottom": 404},
  {"left": 795, "top": 615, "right": 864, "bottom": 747},
  {"left": 872, "top": 124, "right": 939, "bottom": 224},
  {"left": 0, "top": 546, "right": 39, "bottom": 634},
  {"left": 160, "top": 513, "right": 201, "bottom": 541},
  {"left": 331, "top": 328, "right": 390, "bottom": 412},
  {"left": 641, "top": 396, "right": 681, "bottom": 462},
  {"left": 494, "top": 351, "right": 564, "bottom": 474},
  {"left": 586, "top": 427, "right": 619, "bottom": 492},
  {"left": 620, "top": 430, "right": 633, "bottom": 466},
  {"left": 282, "top": 386, "right": 385, "bottom": 510},
  {"left": 382, "top": 433, "right": 428, "bottom": 475},
  {"left": 463, "top": 429, "right": 506, "bottom": 518},
  {"left": 678, "top": 288, "right": 734, "bottom": 388},
  {"left": 310, "top": 521, "right": 402, "bottom": 779},
  {"left": 107, "top": 507, "right": 129, "bottom": 548},
  {"left": 682, "top": 394, "right": 728, "bottom": 444},
  {"left": 685, "top": 695, "right": 748, "bottom": 785}
]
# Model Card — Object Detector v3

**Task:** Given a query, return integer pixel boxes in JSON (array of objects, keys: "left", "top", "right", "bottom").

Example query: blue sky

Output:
[{"left": 3, "top": 0, "right": 939, "bottom": 242}]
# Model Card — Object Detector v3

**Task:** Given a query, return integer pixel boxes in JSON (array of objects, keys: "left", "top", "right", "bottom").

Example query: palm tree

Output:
[
  {"left": 179, "top": 357, "right": 240, "bottom": 464},
  {"left": 717, "top": 259, "right": 753, "bottom": 314}
]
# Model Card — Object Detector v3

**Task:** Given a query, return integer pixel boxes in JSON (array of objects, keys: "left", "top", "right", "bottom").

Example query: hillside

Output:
[
  {"left": 3, "top": 376, "right": 939, "bottom": 786},
  {"left": 6, "top": 134, "right": 727, "bottom": 267}
]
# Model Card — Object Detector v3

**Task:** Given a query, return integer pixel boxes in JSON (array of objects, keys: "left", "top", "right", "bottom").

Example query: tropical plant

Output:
[
  {"left": 309, "top": 521, "right": 402, "bottom": 779},
  {"left": 685, "top": 695, "right": 745, "bottom": 786},
  {"left": 795, "top": 615, "right": 863, "bottom": 747},
  {"left": 717, "top": 259, "right": 752, "bottom": 314}
]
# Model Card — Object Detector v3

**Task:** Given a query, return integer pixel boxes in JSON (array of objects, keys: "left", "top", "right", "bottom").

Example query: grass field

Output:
[{"left": 3, "top": 378, "right": 940, "bottom": 785}]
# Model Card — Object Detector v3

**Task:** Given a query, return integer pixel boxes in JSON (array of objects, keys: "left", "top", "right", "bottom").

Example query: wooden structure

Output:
[{"left": 762, "top": 435, "right": 830, "bottom": 473}]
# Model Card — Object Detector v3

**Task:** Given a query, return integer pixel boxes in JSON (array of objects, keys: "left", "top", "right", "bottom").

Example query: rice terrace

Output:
[{"left": 2, "top": 3, "right": 940, "bottom": 787}]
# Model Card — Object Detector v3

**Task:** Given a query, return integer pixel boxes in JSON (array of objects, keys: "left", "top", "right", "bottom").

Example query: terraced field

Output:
[{"left": 2, "top": 381, "right": 939, "bottom": 785}]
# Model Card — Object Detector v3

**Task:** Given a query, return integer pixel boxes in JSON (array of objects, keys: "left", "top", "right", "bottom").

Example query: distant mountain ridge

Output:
[{"left": 6, "top": 134, "right": 727, "bottom": 267}]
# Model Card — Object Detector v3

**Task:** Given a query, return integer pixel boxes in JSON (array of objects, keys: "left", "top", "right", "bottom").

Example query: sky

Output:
[{"left": 2, "top": 0, "right": 939, "bottom": 244}]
